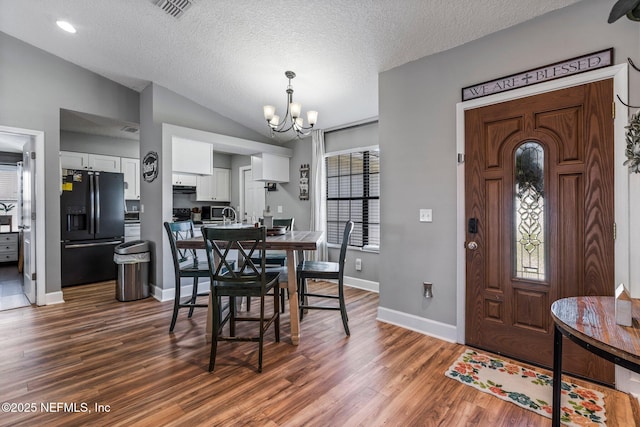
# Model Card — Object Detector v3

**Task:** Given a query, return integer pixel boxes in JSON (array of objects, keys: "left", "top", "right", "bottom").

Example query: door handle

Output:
[{"left": 467, "top": 241, "right": 478, "bottom": 250}]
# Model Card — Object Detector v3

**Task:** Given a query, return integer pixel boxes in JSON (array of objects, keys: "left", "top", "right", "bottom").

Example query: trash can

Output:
[{"left": 114, "top": 240, "right": 151, "bottom": 301}]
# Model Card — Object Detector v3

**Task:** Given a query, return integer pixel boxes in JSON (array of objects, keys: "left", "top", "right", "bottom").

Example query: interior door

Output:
[
  {"left": 243, "top": 168, "right": 265, "bottom": 223},
  {"left": 465, "top": 79, "right": 615, "bottom": 385},
  {"left": 21, "top": 139, "right": 35, "bottom": 303}
]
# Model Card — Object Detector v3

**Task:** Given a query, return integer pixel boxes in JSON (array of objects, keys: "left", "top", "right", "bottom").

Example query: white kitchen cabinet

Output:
[
  {"left": 251, "top": 153, "right": 290, "bottom": 183},
  {"left": 122, "top": 157, "right": 140, "bottom": 200},
  {"left": 172, "top": 138, "right": 213, "bottom": 175},
  {"left": 195, "top": 168, "right": 230, "bottom": 202},
  {"left": 60, "top": 151, "right": 121, "bottom": 173},
  {"left": 60, "top": 151, "right": 89, "bottom": 170},
  {"left": 172, "top": 173, "right": 197, "bottom": 186},
  {"left": 88, "top": 154, "right": 121, "bottom": 173}
]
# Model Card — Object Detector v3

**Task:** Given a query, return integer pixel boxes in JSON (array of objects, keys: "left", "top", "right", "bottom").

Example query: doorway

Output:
[
  {"left": 464, "top": 79, "right": 615, "bottom": 385},
  {"left": 0, "top": 126, "right": 43, "bottom": 309}
]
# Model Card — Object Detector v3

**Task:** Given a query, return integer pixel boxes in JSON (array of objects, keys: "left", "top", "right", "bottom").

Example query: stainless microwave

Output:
[{"left": 202, "top": 205, "right": 228, "bottom": 221}]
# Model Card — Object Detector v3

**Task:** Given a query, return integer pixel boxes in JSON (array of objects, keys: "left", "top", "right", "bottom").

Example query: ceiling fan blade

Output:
[{"left": 608, "top": 0, "right": 640, "bottom": 23}]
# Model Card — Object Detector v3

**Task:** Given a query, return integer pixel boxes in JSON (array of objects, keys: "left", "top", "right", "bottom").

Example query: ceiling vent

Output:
[
  {"left": 155, "top": 0, "right": 194, "bottom": 19},
  {"left": 121, "top": 126, "right": 139, "bottom": 134}
]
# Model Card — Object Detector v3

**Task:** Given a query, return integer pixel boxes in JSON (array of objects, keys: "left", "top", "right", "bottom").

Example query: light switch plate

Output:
[
  {"left": 277, "top": 205, "right": 283, "bottom": 213},
  {"left": 419, "top": 209, "right": 432, "bottom": 222}
]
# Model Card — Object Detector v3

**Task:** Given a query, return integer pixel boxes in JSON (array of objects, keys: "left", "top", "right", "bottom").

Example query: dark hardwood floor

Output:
[{"left": 0, "top": 280, "right": 637, "bottom": 426}]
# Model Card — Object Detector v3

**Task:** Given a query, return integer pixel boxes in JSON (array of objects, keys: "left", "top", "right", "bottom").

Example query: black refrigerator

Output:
[{"left": 61, "top": 170, "right": 125, "bottom": 286}]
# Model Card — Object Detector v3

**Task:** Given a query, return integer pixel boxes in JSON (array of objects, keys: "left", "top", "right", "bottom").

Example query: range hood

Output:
[{"left": 172, "top": 184, "right": 196, "bottom": 194}]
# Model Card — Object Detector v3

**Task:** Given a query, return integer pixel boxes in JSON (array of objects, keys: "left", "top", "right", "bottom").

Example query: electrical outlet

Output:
[
  {"left": 419, "top": 209, "right": 432, "bottom": 222},
  {"left": 355, "top": 258, "right": 362, "bottom": 271}
]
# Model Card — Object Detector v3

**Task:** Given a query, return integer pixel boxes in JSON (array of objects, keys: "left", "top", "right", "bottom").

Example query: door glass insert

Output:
[{"left": 514, "top": 141, "right": 545, "bottom": 280}]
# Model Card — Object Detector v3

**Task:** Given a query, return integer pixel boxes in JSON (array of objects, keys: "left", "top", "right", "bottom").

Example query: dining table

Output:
[
  {"left": 176, "top": 228, "right": 324, "bottom": 345},
  {"left": 550, "top": 296, "right": 640, "bottom": 426}
]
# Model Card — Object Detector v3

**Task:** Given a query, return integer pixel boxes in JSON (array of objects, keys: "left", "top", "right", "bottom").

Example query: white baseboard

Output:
[
  {"left": 377, "top": 306, "right": 457, "bottom": 343},
  {"left": 45, "top": 291, "right": 65, "bottom": 305},
  {"left": 151, "top": 280, "right": 210, "bottom": 303},
  {"left": 344, "top": 276, "right": 379, "bottom": 293}
]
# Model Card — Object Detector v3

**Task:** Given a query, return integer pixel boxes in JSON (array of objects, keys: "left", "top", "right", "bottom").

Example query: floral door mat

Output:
[{"left": 445, "top": 349, "right": 606, "bottom": 426}]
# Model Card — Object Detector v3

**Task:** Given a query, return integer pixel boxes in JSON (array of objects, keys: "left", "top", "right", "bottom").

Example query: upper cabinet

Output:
[
  {"left": 172, "top": 138, "right": 212, "bottom": 175},
  {"left": 89, "top": 154, "right": 121, "bottom": 173},
  {"left": 122, "top": 158, "right": 140, "bottom": 200},
  {"left": 60, "top": 151, "right": 89, "bottom": 170},
  {"left": 196, "top": 168, "right": 230, "bottom": 202},
  {"left": 60, "top": 151, "right": 121, "bottom": 173},
  {"left": 251, "top": 153, "right": 290, "bottom": 183}
]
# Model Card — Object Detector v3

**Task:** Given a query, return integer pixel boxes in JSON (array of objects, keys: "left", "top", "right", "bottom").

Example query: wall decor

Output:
[
  {"left": 462, "top": 48, "right": 613, "bottom": 101},
  {"left": 142, "top": 151, "right": 159, "bottom": 183},
  {"left": 299, "top": 164, "right": 309, "bottom": 200}
]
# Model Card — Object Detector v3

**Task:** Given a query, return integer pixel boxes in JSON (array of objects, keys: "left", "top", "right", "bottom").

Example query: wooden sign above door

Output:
[{"left": 461, "top": 48, "right": 613, "bottom": 101}]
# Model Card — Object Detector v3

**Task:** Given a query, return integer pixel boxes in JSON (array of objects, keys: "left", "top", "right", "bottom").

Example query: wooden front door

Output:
[{"left": 464, "top": 79, "right": 615, "bottom": 385}]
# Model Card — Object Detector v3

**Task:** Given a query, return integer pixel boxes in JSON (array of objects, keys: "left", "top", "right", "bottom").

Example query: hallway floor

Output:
[{"left": 0, "top": 263, "right": 29, "bottom": 311}]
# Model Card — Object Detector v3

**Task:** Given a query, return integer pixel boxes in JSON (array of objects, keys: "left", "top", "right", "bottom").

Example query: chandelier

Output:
[{"left": 263, "top": 71, "right": 318, "bottom": 138}]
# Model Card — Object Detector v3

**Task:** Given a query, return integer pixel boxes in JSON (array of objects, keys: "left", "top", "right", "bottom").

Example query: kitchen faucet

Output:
[{"left": 222, "top": 206, "right": 237, "bottom": 224}]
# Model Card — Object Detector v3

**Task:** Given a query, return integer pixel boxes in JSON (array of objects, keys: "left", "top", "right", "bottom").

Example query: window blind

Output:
[
  {"left": 326, "top": 150, "right": 380, "bottom": 248},
  {"left": 0, "top": 165, "right": 18, "bottom": 200}
]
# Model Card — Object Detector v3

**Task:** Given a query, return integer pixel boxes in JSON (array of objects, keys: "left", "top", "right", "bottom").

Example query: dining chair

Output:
[
  {"left": 203, "top": 226, "right": 281, "bottom": 373},
  {"left": 297, "top": 221, "right": 354, "bottom": 336},
  {"left": 249, "top": 217, "right": 294, "bottom": 312},
  {"left": 164, "top": 220, "right": 210, "bottom": 332}
]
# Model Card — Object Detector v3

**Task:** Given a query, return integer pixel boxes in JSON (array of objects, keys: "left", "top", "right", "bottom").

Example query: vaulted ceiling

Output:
[{"left": 0, "top": 0, "right": 582, "bottom": 142}]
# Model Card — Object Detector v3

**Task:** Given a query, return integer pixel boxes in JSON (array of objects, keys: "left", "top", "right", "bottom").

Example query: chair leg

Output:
[
  {"left": 230, "top": 297, "right": 236, "bottom": 337},
  {"left": 338, "top": 279, "right": 350, "bottom": 336},
  {"left": 169, "top": 276, "right": 181, "bottom": 332},
  {"left": 247, "top": 296, "right": 251, "bottom": 311},
  {"left": 280, "top": 286, "right": 285, "bottom": 313},
  {"left": 258, "top": 296, "right": 265, "bottom": 373},
  {"left": 209, "top": 289, "right": 219, "bottom": 372},
  {"left": 299, "top": 277, "right": 305, "bottom": 322},
  {"left": 274, "top": 285, "right": 280, "bottom": 343},
  {"left": 188, "top": 276, "right": 199, "bottom": 318}
]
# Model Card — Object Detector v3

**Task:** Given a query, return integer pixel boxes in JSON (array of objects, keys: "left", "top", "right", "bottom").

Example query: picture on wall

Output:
[{"left": 299, "top": 164, "right": 309, "bottom": 200}]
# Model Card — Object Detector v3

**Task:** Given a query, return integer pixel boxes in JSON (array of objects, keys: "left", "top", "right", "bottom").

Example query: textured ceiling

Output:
[{"left": 0, "top": 0, "right": 583, "bottom": 142}]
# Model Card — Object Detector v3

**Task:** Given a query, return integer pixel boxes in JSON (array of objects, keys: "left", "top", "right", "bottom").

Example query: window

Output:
[
  {"left": 326, "top": 149, "right": 380, "bottom": 249},
  {"left": 0, "top": 165, "right": 18, "bottom": 201}
]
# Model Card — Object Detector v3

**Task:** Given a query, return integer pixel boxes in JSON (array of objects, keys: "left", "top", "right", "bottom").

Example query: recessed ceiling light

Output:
[{"left": 56, "top": 20, "right": 76, "bottom": 34}]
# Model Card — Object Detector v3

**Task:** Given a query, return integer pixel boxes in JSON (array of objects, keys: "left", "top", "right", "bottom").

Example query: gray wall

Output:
[
  {"left": 0, "top": 32, "right": 140, "bottom": 294},
  {"left": 60, "top": 131, "right": 139, "bottom": 158},
  {"left": 378, "top": 0, "right": 640, "bottom": 325}
]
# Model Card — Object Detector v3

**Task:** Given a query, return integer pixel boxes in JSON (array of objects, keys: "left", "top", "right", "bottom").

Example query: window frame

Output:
[{"left": 324, "top": 145, "right": 380, "bottom": 252}]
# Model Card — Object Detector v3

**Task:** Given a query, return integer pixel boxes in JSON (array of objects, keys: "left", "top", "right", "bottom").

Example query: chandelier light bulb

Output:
[
  {"left": 307, "top": 111, "right": 318, "bottom": 126},
  {"left": 270, "top": 115, "right": 280, "bottom": 128},
  {"left": 263, "top": 105, "right": 275, "bottom": 121},
  {"left": 294, "top": 117, "right": 304, "bottom": 130},
  {"left": 290, "top": 102, "right": 302, "bottom": 119}
]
